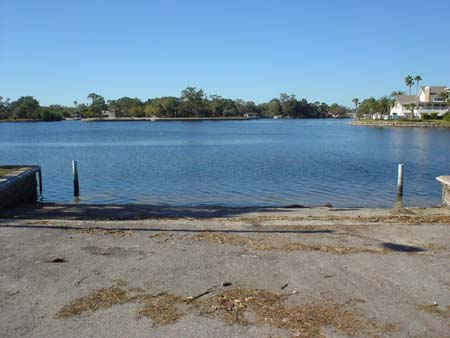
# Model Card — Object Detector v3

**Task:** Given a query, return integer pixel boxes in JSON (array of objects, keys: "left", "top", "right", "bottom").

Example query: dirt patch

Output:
[
  {"left": 232, "top": 214, "right": 450, "bottom": 225},
  {"left": 190, "top": 232, "right": 384, "bottom": 255},
  {"left": 148, "top": 232, "right": 174, "bottom": 242},
  {"left": 56, "top": 284, "right": 375, "bottom": 337},
  {"left": 148, "top": 232, "right": 173, "bottom": 239},
  {"left": 416, "top": 303, "right": 450, "bottom": 318},
  {"left": 81, "top": 246, "right": 144, "bottom": 257},
  {"left": 74, "top": 228, "right": 134, "bottom": 237},
  {"left": 284, "top": 243, "right": 385, "bottom": 255},
  {"left": 192, "top": 232, "right": 275, "bottom": 250}
]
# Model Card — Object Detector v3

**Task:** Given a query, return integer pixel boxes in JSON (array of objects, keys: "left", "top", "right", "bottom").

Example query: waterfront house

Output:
[
  {"left": 390, "top": 86, "right": 449, "bottom": 119},
  {"left": 101, "top": 110, "right": 116, "bottom": 119}
]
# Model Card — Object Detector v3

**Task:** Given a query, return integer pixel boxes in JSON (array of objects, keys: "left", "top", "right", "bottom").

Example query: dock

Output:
[{"left": 0, "top": 165, "right": 41, "bottom": 209}]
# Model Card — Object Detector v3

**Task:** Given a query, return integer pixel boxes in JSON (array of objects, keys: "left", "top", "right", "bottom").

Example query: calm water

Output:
[{"left": 1, "top": 119, "right": 449, "bottom": 207}]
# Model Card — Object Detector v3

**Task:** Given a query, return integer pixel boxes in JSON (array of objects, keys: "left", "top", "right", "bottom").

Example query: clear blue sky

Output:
[{"left": 1, "top": 0, "right": 449, "bottom": 107}]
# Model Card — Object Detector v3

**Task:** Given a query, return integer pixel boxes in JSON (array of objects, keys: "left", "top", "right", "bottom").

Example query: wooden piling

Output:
[
  {"left": 397, "top": 164, "right": 403, "bottom": 197},
  {"left": 72, "top": 160, "right": 80, "bottom": 197}
]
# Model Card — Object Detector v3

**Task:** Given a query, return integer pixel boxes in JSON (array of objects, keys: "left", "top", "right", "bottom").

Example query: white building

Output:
[
  {"left": 101, "top": 110, "right": 116, "bottom": 119},
  {"left": 390, "top": 86, "right": 449, "bottom": 119}
]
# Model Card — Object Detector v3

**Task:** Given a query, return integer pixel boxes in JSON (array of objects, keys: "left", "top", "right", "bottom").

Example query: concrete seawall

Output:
[
  {"left": 437, "top": 176, "right": 450, "bottom": 207},
  {"left": 350, "top": 120, "right": 450, "bottom": 128},
  {"left": 0, "top": 166, "right": 41, "bottom": 209}
]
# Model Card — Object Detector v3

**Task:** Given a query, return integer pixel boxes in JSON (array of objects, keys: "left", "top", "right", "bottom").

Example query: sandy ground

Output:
[{"left": 0, "top": 206, "right": 449, "bottom": 338}]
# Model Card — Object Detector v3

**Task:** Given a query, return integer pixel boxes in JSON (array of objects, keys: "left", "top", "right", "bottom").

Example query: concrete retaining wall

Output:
[
  {"left": 436, "top": 176, "right": 450, "bottom": 207},
  {"left": 0, "top": 166, "right": 41, "bottom": 209},
  {"left": 351, "top": 121, "right": 450, "bottom": 128}
]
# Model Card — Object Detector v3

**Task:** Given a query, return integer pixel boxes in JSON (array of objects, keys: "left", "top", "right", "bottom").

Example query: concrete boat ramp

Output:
[{"left": 1, "top": 205, "right": 449, "bottom": 338}]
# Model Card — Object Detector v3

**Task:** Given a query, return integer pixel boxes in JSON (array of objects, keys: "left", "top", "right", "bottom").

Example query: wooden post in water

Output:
[
  {"left": 397, "top": 164, "right": 403, "bottom": 197},
  {"left": 72, "top": 160, "right": 80, "bottom": 197}
]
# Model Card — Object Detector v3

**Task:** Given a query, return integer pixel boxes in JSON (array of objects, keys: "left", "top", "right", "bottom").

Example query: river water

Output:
[{"left": 1, "top": 119, "right": 449, "bottom": 207}]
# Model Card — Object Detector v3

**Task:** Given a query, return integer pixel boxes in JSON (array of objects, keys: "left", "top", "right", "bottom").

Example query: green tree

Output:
[
  {"left": 357, "top": 97, "right": 377, "bottom": 118},
  {"left": 377, "top": 97, "right": 392, "bottom": 117},
  {"left": 329, "top": 103, "right": 350, "bottom": 117},
  {"left": 267, "top": 99, "right": 282, "bottom": 117},
  {"left": 87, "top": 93, "right": 107, "bottom": 117},
  {"left": 179, "top": 87, "right": 206, "bottom": 118},
  {"left": 37, "top": 105, "right": 63, "bottom": 121},
  {"left": 404, "top": 103, "right": 417, "bottom": 119},
  {"left": 208, "top": 95, "right": 226, "bottom": 117},
  {"left": 318, "top": 102, "right": 329, "bottom": 117},
  {"left": 439, "top": 91, "right": 449, "bottom": 104},
  {"left": 160, "top": 97, "right": 179, "bottom": 117},
  {"left": 107, "top": 97, "right": 143, "bottom": 117},
  {"left": 405, "top": 75, "right": 415, "bottom": 96},
  {"left": 10, "top": 96, "right": 40, "bottom": 119},
  {"left": 279, "top": 93, "right": 297, "bottom": 117},
  {"left": 0, "top": 96, "right": 10, "bottom": 119},
  {"left": 223, "top": 99, "right": 239, "bottom": 117},
  {"left": 244, "top": 101, "right": 259, "bottom": 116},
  {"left": 233, "top": 99, "right": 246, "bottom": 116},
  {"left": 414, "top": 75, "right": 422, "bottom": 94}
]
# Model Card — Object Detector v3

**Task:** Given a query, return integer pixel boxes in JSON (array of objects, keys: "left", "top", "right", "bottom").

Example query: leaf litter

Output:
[
  {"left": 190, "top": 231, "right": 386, "bottom": 254},
  {"left": 74, "top": 228, "right": 134, "bottom": 237},
  {"left": 56, "top": 284, "right": 376, "bottom": 337}
]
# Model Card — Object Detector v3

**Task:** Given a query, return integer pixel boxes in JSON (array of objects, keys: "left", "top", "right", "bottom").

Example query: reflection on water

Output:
[{"left": 0, "top": 119, "right": 449, "bottom": 207}]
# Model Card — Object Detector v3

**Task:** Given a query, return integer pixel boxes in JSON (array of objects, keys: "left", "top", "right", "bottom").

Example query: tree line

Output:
[
  {"left": 352, "top": 96, "right": 394, "bottom": 118},
  {"left": 0, "top": 87, "right": 351, "bottom": 121}
]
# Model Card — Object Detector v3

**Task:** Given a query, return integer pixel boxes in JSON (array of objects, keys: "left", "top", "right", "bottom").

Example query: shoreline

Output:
[
  {"left": 351, "top": 120, "right": 450, "bottom": 128},
  {"left": 0, "top": 119, "right": 62, "bottom": 123},
  {"left": 1, "top": 202, "right": 449, "bottom": 220},
  {"left": 81, "top": 116, "right": 256, "bottom": 122},
  {"left": 0, "top": 117, "right": 351, "bottom": 123}
]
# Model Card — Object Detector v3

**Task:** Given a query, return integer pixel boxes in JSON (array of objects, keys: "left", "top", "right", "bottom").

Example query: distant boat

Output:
[
  {"left": 71, "top": 113, "right": 81, "bottom": 120},
  {"left": 273, "top": 115, "right": 280, "bottom": 119},
  {"left": 150, "top": 116, "right": 157, "bottom": 122}
]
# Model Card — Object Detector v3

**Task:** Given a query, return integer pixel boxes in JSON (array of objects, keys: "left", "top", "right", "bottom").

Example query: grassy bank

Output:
[{"left": 351, "top": 119, "right": 450, "bottom": 128}]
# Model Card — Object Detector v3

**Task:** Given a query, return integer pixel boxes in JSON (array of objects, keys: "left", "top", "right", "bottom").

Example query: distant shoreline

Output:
[
  {"left": 81, "top": 116, "right": 256, "bottom": 122},
  {"left": 0, "top": 117, "right": 350, "bottom": 123},
  {"left": 0, "top": 119, "right": 61, "bottom": 123},
  {"left": 351, "top": 120, "right": 450, "bottom": 128}
]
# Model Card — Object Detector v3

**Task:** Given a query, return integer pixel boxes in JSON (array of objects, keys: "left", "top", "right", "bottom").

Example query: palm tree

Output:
[
  {"left": 405, "top": 75, "right": 415, "bottom": 95},
  {"left": 405, "top": 103, "right": 417, "bottom": 119},
  {"left": 439, "top": 91, "right": 450, "bottom": 109},
  {"left": 414, "top": 75, "right": 422, "bottom": 94},
  {"left": 351, "top": 98, "right": 359, "bottom": 118},
  {"left": 390, "top": 97, "right": 397, "bottom": 109},
  {"left": 391, "top": 91, "right": 405, "bottom": 96}
]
